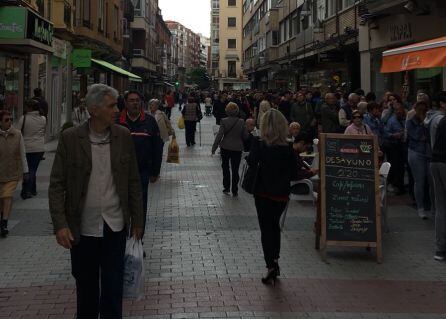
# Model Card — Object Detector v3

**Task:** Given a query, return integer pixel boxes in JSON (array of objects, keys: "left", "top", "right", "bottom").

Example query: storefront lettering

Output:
[
  {"left": 0, "top": 23, "right": 23, "bottom": 34},
  {"left": 32, "top": 18, "right": 53, "bottom": 46},
  {"left": 389, "top": 23, "right": 412, "bottom": 42}
]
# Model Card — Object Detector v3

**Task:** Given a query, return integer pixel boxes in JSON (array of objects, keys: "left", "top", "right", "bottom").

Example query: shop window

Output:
[
  {"left": 228, "top": 17, "right": 236, "bottom": 27},
  {"left": 228, "top": 61, "right": 237, "bottom": 78}
]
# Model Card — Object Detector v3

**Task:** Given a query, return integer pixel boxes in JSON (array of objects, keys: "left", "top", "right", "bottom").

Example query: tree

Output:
[{"left": 186, "top": 67, "right": 211, "bottom": 90}]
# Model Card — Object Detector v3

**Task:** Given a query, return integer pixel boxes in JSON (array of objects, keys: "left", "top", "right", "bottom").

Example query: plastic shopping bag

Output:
[
  {"left": 123, "top": 237, "right": 144, "bottom": 300},
  {"left": 167, "top": 138, "right": 180, "bottom": 164},
  {"left": 177, "top": 116, "right": 185, "bottom": 129}
]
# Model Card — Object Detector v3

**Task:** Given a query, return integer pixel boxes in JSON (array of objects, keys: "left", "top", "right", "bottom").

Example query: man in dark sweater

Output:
[
  {"left": 118, "top": 90, "right": 163, "bottom": 239},
  {"left": 278, "top": 91, "right": 292, "bottom": 123}
]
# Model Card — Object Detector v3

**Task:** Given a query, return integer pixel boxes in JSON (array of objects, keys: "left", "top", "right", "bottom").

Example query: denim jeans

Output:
[
  {"left": 22, "top": 152, "right": 44, "bottom": 195},
  {"left": 431, "top": 163, "right": 446, "bottom": 253},
  {"left": 407, "top": 149, "right": 429, "bottom": 211}
]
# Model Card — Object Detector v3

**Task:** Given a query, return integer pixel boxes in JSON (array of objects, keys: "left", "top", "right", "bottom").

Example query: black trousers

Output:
[
  {"left": 185, "top": 121, "right": 197, "bottom": 146},
  {"left": 71, "top": 222, "right": 127, "bottom": 319},
  {"left": 384, "top": 143, "right": 405, "bottom": 191},
  {"left": 165, "top": 107, "right": 172, "bottom": 120},
  {"left": 221, "top": 148, "right": 242, "bottom": 194},
  {"left": 254, "top": 195, "right": 288, "bottom": 269}
]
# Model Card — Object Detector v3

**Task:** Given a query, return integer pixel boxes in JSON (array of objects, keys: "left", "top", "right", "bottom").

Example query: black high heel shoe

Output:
[{"left": 261, "top": 268, "right": 278, "bottom": 286}]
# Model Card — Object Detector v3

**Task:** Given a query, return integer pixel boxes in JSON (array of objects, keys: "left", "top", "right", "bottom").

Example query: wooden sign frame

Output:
[{"left": 319, "top": 133, "right": 382, "bottom": 263}]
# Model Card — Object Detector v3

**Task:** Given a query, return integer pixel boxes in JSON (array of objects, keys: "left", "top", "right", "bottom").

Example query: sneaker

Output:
[
  {"left": 434, "top": 251, "right": 445, "bottom": 261},
  {"left": 418, "top": 209, "right": 428, "bottom": 220},
  {"left": 223, "top": 189, "right": 230, "bottom": 195}
]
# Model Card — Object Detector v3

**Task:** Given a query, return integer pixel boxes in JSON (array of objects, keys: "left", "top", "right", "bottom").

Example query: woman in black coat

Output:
[{"left": 247, "top": 109, "right": 298, "bottom": 285}]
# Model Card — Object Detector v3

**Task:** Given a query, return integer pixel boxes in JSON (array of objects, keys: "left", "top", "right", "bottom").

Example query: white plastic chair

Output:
[
  {"left": 379, "top": 162, "right": 391, "bottom": 233},
  {"left": 281, "top": 179, "right": 318, "bottom": 230}
]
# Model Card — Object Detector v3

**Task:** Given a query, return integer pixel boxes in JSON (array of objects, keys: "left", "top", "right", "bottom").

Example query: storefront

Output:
[
  {"left": 0, "top": 6, "right": 53, "bottom": 124},
  {"left": 360, "top": 9, "right": 446, "bottom": 101}
]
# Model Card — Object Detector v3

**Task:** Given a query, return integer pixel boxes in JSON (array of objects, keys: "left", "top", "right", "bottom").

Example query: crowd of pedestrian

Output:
[{"left": 3, "top": 80, "right": 446, "bottom": 318}]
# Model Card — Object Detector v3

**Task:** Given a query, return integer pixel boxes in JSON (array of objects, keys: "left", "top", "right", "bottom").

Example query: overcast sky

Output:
[{"left": 159, "top": 0, "right": 211, "bottom": 37}]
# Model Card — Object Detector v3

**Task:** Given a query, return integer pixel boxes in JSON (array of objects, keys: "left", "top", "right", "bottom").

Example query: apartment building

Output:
[
  {"left": 166, "top": 21, "right": 201, "bottom": 86},
  {"left": 243, "top": 0, "right": 280, "bottom": 90},
  {"left": 216, "top": 0, "right": 249, "bottom": 90},
  {"left": 130, "top": 0, "right": 159, "bottom": 94},
  {"left": 242, "top": 0, "right": 361, "bottom": 92},
  {"left": 210, "top": 0, "right": 220, "bottom": 83},
  {"left": 199, "top": 34, "right": 211, "bottom": 69},
  {"left": 155, "top": 9, "right": 174, "bottom": 93}
]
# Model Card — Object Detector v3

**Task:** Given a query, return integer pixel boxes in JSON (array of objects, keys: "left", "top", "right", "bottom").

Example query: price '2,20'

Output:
[{"left": 336, "top": 168, "right": 358, "bottom": 178}]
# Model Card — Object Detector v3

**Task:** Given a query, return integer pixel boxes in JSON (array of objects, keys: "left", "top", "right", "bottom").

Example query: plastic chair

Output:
[
  {"left": 281, "top": 179, "right": 318, "bottom": 230},
  {"left": 379, "top": 162, "right": 391, "bottom": 233}
]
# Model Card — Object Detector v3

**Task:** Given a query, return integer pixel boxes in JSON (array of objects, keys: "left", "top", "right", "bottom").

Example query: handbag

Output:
[
  {"left": 166, "top": 138, "right": 180, "bottom": 164},
  {"left": 241, "top": 142, "right": 263, "bottom": 194},
  {"left": 177, "top": 116, "right": 185, "bottom": 129}
]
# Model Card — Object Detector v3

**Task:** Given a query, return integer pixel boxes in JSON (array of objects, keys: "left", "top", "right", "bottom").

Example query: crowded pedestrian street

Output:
[{"left": 1, "top": 106, "right": 446, "bottom": 319}]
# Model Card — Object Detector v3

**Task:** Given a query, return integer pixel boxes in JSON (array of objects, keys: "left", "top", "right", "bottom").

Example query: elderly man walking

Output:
[{"left": 49, "top": 84, "right": 144, "bottom": 319}]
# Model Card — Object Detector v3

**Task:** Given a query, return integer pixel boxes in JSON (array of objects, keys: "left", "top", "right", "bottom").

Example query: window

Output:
[
  {"left": 272, "top": 30, "right": 279, "bottom": 46},
  {"left": 228, "top": 0, "right": 236, "bottom": 6},
  {"left": 228, "top": 61, "right": 236, "bottom": 78},
  {"left": 343, "top": 0, "right": 355, "bottom": 9},
  {"left": 98, "top": 0, "right": 105, "bottom": 32},
  {"left": 326, "top": 0, "right": 337, "bottom": 17},
  {"left": 228, "top": 17, "right": 236, "bottom": 27},
  {"left": 228, "top": 39, "right": 236, "bottom": 49}
]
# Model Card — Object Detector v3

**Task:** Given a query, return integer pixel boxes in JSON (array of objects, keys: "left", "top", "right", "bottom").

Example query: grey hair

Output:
[
  {"left": 85, "top": 84, "right": 118, "bottom": 112},
  {"left": 348, "top": 93, "right": 359, "bottom": 101},
  {"left": 149, "top": 99, "right": 160, "bottom": 106},
  {"left": 260, "top": 109, "right": 289, "bottom": 146}
]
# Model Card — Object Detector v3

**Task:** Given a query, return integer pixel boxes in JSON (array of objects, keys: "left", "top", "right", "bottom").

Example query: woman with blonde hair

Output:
[
  {"left": 212, "top": 102, "right": 248, "bottom": 196},
  {"left": 149, "top": 98, "right": 175, "bottom": 144},
  {"left": 257, "top": 100, "right": 271, "bottom": 129},
  {"left": 247, "top": 109, "right": 298, "bottom": 285}
]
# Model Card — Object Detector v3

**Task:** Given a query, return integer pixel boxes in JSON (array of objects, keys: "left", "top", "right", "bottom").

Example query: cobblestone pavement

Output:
[{"left": 1, "top": 106, "right": 446, "bottom": 319}]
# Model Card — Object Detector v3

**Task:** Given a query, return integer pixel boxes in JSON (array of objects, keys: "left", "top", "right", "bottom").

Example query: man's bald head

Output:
[
  {"left": 245, "top": 118, "right": 256, "bottom": 132},
  {"left": 325, "top": 93, "right": 337, "bottom": 105}
]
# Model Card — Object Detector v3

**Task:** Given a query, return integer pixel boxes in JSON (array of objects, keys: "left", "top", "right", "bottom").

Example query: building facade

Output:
[
  {"left": 359, "top": 0, "right": 446, "bottom": 100},
  {"left": 216, "top": 0, "right": 249, "bottom": 90},
  {"left": 242, "top": 0, "right": 361, "bottom": 92},
  {"left": 166, "top": 20, "right": 201, "bottom": 87},
  {"left": 199, "top": 34, "right": 211, "bottom": 70},
  {"left": 210, "top": 0, "right": 220, "bottom": 85}
]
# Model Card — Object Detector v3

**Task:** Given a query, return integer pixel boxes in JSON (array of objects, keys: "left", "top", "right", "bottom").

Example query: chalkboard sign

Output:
[{"left": 319, "top": 133, "right": 382, "bottom": 263}]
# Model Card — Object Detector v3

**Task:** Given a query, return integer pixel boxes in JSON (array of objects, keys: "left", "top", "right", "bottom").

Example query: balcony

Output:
[{"left": 363, "top": 0, "right": 407, "bottom": 14}]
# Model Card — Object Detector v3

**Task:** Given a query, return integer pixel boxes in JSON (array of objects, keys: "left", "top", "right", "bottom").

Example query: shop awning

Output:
[
  {"left": 91, "top": 59, "right": 142, "bottom": 82},
  {"left": 381, "top": 36, "right": 446, "bottom": 73}
]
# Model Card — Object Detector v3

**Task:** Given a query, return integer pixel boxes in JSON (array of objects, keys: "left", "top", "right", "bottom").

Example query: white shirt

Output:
[{"left": 81, "top": 128, "right": 124, "bottom": 237}]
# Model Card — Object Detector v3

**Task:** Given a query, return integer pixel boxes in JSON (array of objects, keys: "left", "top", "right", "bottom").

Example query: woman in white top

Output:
[
  {"left": 148, "top": 99, "right": 175, "bottom": 144},
  {"left": 16, "top": 99, "right": 47, "bottom": 199},
  {"left": 72, "top": 98, "right": 90, "bottom": 127}
]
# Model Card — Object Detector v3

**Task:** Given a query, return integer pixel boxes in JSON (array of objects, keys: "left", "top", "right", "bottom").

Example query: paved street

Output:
[{"left": 1, "top": 107, "right": 446, "bottom": 319}]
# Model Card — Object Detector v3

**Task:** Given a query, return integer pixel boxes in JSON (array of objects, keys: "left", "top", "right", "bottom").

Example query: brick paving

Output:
[{"left": 1, "top": 106, "right": 446, "bottom": 318}]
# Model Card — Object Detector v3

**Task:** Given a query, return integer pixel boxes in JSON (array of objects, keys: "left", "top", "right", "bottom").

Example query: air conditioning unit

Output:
[{"left": 133, "top": 49, "right": 145, "bottom": 56}]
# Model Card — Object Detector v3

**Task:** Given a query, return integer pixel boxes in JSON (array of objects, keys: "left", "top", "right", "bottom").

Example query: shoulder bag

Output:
[{"left": 242, "top": 141, "right": 262, "bottom": 194}]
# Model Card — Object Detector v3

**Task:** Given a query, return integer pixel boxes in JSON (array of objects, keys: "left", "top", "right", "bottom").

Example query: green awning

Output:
[{"left": 91, "top": 58, "right": 142, "bottom": 82}]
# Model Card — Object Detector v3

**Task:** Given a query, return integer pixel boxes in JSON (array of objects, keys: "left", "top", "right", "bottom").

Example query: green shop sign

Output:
[
  {"left": 0, "top": 7, "right": 27, "bottom": 39},
  {"left": 0, "top": 6, "right": 53, "bottom": 47},
  {"left": 71, "top": 49, "right": 92, "bottom": 68},
  {"left": 27, "top": 10, "right": 53, "bottom": 46}
]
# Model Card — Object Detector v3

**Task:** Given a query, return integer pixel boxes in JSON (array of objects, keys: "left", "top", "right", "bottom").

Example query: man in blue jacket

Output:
[{"left": 118, "top": 90, "right": 163, "bottom": 239}]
